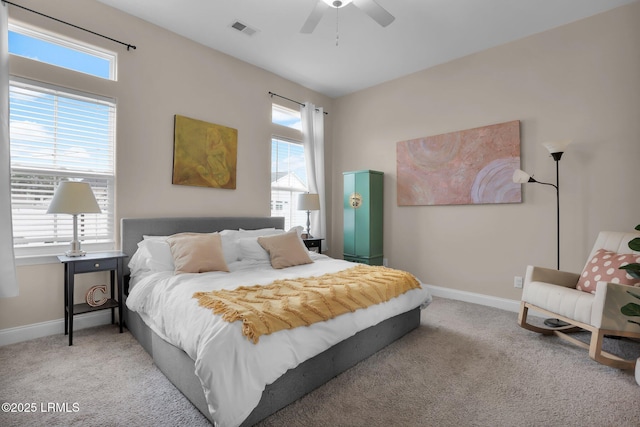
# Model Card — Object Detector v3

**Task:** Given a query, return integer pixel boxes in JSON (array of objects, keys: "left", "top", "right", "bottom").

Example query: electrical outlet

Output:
[{"left": 514, "top": 276, "right": 523, "bottom": 288}]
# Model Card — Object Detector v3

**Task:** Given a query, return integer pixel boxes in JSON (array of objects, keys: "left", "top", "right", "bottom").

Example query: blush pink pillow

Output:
[
  {"left": 576, "top": 249, "right": 640, "bottom": 293},
  {"left": 257, "top": 230, "right": 313, "bottom": 269},
  {"left": 167, "top": 232, "right": 229, "bottom": 274}
]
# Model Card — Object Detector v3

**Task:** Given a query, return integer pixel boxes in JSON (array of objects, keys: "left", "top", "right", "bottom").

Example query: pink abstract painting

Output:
[{"left": 397, "top": 120, "right": 521, "bottom": 206}]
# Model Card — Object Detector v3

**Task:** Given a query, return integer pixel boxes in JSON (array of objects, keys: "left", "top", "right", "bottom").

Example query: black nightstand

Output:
[
  {"left": 302, "top": 237, "right": 324, "bottom": 253},
  {"left": 58, "top": 252, "right": 127, "bottom": 346}
]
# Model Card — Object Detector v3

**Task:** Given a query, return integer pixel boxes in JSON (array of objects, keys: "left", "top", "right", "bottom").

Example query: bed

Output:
[{"left": 121, "top": 216, "right": 431, "bottom": 426}]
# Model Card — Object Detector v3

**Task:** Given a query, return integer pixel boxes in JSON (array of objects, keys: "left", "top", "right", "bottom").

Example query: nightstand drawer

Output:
[
  {"left": 302, "top": 238, "right": 324, "bottom": 253},
  {"left": 72, "top": 258, "right": 118, "bottom": 273}
]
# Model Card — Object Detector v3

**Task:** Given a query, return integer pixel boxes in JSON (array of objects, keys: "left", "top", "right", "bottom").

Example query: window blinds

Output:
[{"left": 9, "top": 78, "right": 115, "bottom": 252}]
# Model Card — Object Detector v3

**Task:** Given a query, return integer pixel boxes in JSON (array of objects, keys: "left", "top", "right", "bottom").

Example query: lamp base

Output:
[
  {"left": 65, "top": 249, "right": 86, "bottom": 257},
  {"left": 65, "top": 240, "right": 86, "bottom": 257},
  {"left": 543, "top": 318, "right": 569, "bottom": 328}
]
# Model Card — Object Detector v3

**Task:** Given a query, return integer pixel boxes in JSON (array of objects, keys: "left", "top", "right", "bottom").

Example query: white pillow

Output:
[
  {"left": 219, "top": 229, "right": 242, "bottom": 264},
  {"left": 238, "top": 237, "right": 270, "bottom": 261},
  {"left": 144, "top": 231, "right": 242, "bottom": 266},
  {"left": 128, "top": 238, "right": 175, "bottom": 276},
  {"left": 127, "top": 244, "right": 150, "bottom": 277},
  {"left": 238, "top": 228, "right": 283, "bottom": 238},
  {"left": 143, "top": 235, "right": 168, "bottom": 240}
]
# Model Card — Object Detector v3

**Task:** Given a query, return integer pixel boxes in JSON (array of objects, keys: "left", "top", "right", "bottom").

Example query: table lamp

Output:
[
  {"left": 47, "top": 181, "right": 101, "bottom": 257},
  {"left": 297, "top": 193, "right": 320, "bottom": 238}
]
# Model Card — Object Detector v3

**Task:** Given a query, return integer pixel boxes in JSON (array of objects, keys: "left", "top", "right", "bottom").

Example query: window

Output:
[
  {"left": 10, "top": 78, "right": 116, "bottom": 257},
  {"left": 271, "top": 137, "right": 308, "bottom": 230},
  {"left": 272, "top": 104, "right": 301, "bottom": 130},
  {"left": 8, "top": 23, "right": 116, "bottom": 80},
  {"left": 271, "top": 103, "right": 308, "bottom": 230}
]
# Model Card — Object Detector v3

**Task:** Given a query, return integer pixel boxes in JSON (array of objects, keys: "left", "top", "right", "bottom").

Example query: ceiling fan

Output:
[{"left": 300, "top": 0, "right": 395, "bottom": 34}]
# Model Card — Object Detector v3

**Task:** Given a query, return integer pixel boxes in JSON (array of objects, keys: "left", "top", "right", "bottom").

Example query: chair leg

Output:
[
  {"left": 588, "top": 329, "right": 636, "bottom": 370},
  {"left": 518, "top": 302, "right": 555, "bottom": 336},
  {"left": 519, "top": 303, "right": 637, "bottom": 371}
]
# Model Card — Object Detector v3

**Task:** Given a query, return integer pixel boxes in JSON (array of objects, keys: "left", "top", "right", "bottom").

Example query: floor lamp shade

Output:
[
  {"left": 297, "top": 193, "right": 320, "bottom": 238},
  {"left": 47, "top": 181, "right": 101, "bottom": 256},
  {"left": 543, "top": 139, "right": 571, "bottom": 160}
]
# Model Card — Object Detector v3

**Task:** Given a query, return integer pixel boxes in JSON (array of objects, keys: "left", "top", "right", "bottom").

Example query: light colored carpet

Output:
[{"left": 1, "top": 297, "right": 639, "bottom": 426}]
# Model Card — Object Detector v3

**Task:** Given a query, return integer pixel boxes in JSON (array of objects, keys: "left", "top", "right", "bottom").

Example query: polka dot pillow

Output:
[{"left": 576, "top": 249, "right": 640, "bottom": 294}]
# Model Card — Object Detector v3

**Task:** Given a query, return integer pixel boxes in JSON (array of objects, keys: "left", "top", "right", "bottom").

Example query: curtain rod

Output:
[
  {"left": 269, "top": 91, "right": 328, "bottom": 115},
  {"left": 2, "top": 1, "right": 137, "bottom": 51}
]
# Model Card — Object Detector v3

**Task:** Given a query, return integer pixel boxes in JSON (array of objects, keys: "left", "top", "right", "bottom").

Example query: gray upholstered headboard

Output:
[{"left": 120, "top": 216, "right": 285, "bottom": 278}]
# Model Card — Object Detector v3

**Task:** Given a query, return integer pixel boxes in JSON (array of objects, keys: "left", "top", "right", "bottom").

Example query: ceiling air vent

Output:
[{"left": 231, "top": 20, "right": 258, "bottom": 36}]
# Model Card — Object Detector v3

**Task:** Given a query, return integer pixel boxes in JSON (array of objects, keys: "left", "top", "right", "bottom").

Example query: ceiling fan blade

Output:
[
  {"left": 352, "top": 0, "right": 395, "bottom": 27},
  {"left": 300, "top": 0, "right": 330, "bottom": 34}
]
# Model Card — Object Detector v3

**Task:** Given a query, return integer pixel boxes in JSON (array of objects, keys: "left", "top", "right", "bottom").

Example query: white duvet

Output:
[{"left": 126, "top": 253, "right": 431, "bottom": 427}]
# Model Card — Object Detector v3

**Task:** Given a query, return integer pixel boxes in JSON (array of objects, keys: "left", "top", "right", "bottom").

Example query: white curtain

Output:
[
  {"left": 0, "top": 2, "right": 18, "bottom": 297},
  {"left": 300, "top": 102, "right": 327, "bottom": 249}
]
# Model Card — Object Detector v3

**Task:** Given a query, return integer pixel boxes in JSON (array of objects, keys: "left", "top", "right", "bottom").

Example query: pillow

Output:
[
  {"left": 257, "top": 230, "right": 313, "bottom": 269},
  {"left": 238, "top": 237, "right": 271, "bottom": 261},
  {"left": 219, "top": 229, "right": 242, "bottom": 264},
  {"left": 143, "top": 239, "right": 175, "bottom": 272},
  {"left": 223, "top": 228, "right": 285, "bottom": 262},
  {"left": 128, "top": 244, "right": 150, "bottom": 277},
  {"left": 128, "top": 238, "right": 174, "bottom": 276},
  {"left": 167, "top": 232, "right": 229, "bottom": 274},
  {"left": 576, "top": 249, "right": 640, "bottom": 293},
  {"left": 288, "top": 225, "right": 304, "bottom": 237},
  {"left": 238, "top": 228, "right": 284, "bottom": 238}
]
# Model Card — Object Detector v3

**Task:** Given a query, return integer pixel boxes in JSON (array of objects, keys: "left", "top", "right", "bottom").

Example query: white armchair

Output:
[{"left": 518, "top": 231, "right": 640, "bottom": 370}]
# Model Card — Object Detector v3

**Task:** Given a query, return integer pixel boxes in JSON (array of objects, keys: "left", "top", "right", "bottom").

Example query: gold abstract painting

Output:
[
  {"left": 397, "top": 120, "right": 521, "bottom": 206},
  {"left": 172, "top": 115, "right": 237, "bottom": 189}
]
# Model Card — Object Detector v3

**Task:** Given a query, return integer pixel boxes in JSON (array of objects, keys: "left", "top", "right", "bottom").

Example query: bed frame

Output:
[{"left": 120, "top": 216, "right": 420, "bottom": 426}]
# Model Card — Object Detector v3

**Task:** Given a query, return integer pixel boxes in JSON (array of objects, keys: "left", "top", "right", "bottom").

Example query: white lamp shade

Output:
[
  {"left": 297, "top": 193, "right": 320, "bottom": 211},
  {"left": 512, "top": 169, "right": 532, "bottom": 184},
  {"left": 47, "top": 181, "right": 101, "bottom": 215},
  {"left": 542, "top": 139, "right": 571, "bottom": 154}
]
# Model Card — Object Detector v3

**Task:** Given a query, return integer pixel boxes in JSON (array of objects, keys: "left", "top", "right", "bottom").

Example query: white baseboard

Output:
[
  {"left": 0, "top": 286, "right": 531, "bottom": 347},
  {"left": 426, "top": 284, "right": 522, "bottom": 313},
  {"left": 0, "top": 310, "right": 113, "bottom": 347}
]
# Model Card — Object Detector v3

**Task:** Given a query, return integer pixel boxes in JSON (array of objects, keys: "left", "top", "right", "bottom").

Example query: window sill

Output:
[{"left": 14, "top": 242, "right": 116, "bottom": 266}]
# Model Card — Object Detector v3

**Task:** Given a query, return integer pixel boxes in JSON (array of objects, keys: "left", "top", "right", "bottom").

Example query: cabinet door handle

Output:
[{"left": 94, "top": 263, "right": 100, "bottom": 268}]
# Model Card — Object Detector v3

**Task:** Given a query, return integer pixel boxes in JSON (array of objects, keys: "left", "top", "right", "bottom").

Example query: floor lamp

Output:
[{"left": 513, "top": 140, "right": 571, "bottom": 327}]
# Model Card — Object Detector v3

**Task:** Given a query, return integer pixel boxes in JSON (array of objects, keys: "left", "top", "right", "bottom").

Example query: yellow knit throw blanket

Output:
[{"left": 193, "top": 264, "right": 421, "bottom": 343}]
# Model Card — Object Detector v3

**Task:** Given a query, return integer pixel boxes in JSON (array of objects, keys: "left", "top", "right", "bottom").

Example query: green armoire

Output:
[{"left": 343, "top": 170, "right": 384, "bottom": 265}]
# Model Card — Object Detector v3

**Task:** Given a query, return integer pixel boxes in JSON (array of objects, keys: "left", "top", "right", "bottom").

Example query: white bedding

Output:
[{"left": 126, "top": 252, "right": 431, "bottom": 427}]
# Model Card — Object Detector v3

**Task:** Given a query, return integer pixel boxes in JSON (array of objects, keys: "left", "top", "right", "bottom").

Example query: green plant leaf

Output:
[
  {"left": 634, "top": 224, "right": 640, "bottom": 232},
  {"left": 629, "top": 237, "right": 640, "bottom": 252},
  {"left": 619, "top": 263, "right": 640, "bottom": 279},
  {"left": 628, "top": 290, "right": 640, "bottom": 301},
  {"left": 621, "top": 302, "right": 640, "bottom": 317}
]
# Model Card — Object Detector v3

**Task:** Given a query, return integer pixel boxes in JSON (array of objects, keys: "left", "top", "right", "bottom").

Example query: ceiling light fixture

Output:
[
  {"left": 301, "top": 0, "right": 394, "bottom": 35},
  {"left": 321, "top": 0, "right": 353, "bottom": 7}
]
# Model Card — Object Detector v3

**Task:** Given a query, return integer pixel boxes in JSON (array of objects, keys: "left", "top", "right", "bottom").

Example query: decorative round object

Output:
[
  {"left": 86, "top": 285, "right": 108, "bottom": 307},
  {"left": 349, "top": 192, "right": 362, "bottom": 209}
]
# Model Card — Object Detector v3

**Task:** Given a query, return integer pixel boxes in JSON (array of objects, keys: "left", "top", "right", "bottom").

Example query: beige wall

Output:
[
  {"left": 329, "top": 2, "right": 640, "bottom": 301},
  {"left": 2, "top": 0, "right": 639, "bottom": 332},
  {"left": 0, "top": 0, "right": 333, "bottom": 330}
]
